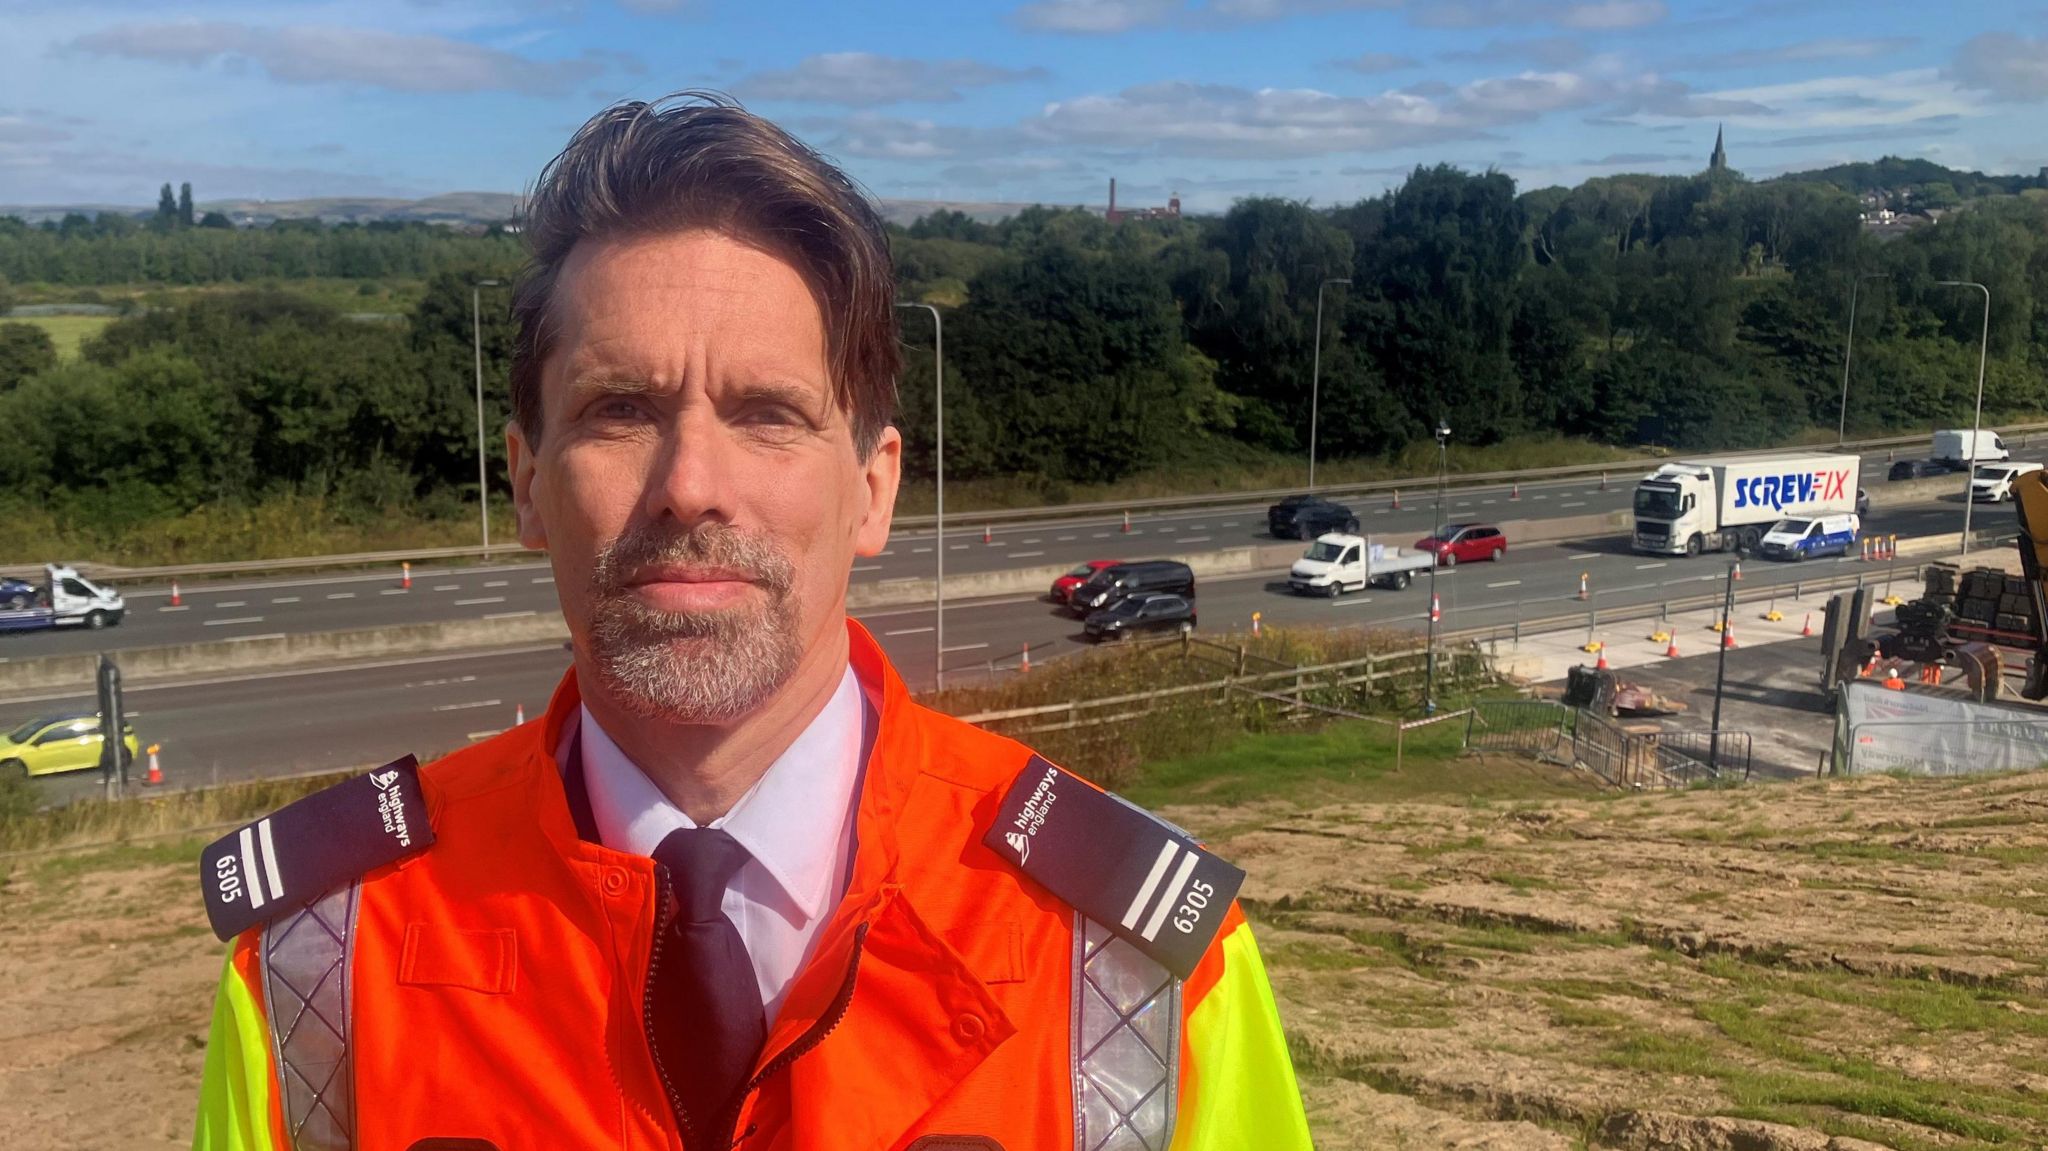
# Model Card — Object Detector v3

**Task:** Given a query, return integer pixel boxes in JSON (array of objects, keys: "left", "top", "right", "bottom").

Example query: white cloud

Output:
[
  {"left": 1440, "top": 35, "right": 1588, "bottom": 68},
  {"left": 809, "top": 113, "right": 1013, "bottom": 161},
  {"left": 1557, "top": 0, "right": 1664, "bottom": 29},
  {"left": 1206, "top": 0, "right": 1399, "bottom": 17},
  {"left": 616, "top": 0, "right": 696, "bottom": 12},
  {"left": 1413, "top": 0, "right": 1665, "bottom": 29},
  {"left": 1011, "top": 0, "right": 1182, "bottom": 33},
  {"left": 63, "top": 21, "right": 620, "bottom": 95},
  {"left": 737, "top": 53, "right": 1044, "bottom": 107},
  {"left": 1673, "top": 37, "right": 1917, "bottom": 72},
  {"left": 1947, "top": 33, "right": 2048, "bottom": 102},
  {"left": 1699, "top": 69, "right": 1985, "bottom": 130}
]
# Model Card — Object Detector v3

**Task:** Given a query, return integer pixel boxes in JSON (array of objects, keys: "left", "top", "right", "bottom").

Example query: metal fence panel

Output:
[
  {"left": 1836, "top": 680, "right": 2048, "bottom": 775},
  {"left": 1463, "top": 700, "right": 1569, "bottom": 758}
]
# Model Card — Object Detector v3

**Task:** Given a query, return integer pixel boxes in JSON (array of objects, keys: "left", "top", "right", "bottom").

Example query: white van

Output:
[
  {"left": 1757, "top": 514, "right": 1860, "bottom": 562},
  {"left": 1933, "top": 429, "right": 2010, "bottom": 468},
  {"left": 1971, "top": 460, "right": 2045, "bottom": 502},
  {"left": 1287, "top": 533, "right": 1434, "bottom": 596}
]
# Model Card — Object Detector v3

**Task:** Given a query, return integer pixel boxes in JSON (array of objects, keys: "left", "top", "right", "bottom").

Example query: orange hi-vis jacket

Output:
[{"left": 193, "top": 621, "right": 1312, "bottom": 1151}]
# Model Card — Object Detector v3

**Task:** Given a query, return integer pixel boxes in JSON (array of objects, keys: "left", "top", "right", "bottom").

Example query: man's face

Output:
[{"left": 509, "top": 229, "right": 900, "bottom": 723}]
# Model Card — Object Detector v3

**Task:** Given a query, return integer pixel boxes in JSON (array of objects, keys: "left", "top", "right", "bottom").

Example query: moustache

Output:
[{"left": 590, "top": 522, "right": 797, "bottom": 604}]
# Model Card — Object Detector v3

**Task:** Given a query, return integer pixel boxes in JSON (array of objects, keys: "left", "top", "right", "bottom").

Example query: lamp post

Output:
[
  {"left": 1307, "top": 277, "right": 1350, "bottom": 492},
  {"left": 1936, "top": 280, "right": 1991, "bottom": 554},
  {"left": 1836, "top": 272, "right": 1889, "bottom": 447},
  {"left": 1424, "top": 419, "right": 1449, "bottom": 716},
  {"left": 1709, "top": 558, "right": 1735, "bottom": 772},
  {"left": 896, "top": 302, "right": 945, "bottom": 690},
  {"left": 472, "top": 279, "right": 503, "bottom": 556}
]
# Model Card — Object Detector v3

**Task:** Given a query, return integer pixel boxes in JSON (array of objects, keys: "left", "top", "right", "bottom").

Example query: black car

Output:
[
  {"left": 1888, "top": 459, "right": 1952, "bottom": 481},
  {"left": 1084, "top": 592, "right": 1197, "bottom": 642},
  {"left": 1067, "top": 560, "right": 1197, "bottom": 615},
  {"left": 1267, "top": 494, "right": 1359, "bottom": 540}
]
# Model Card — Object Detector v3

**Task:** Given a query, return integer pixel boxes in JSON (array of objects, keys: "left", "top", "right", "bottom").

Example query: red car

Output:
[
  {"left": 1414, "top": 523, "right": 1508, "bottom": 567},
  {"left": 1051, "top": 559, "right": 1123, "bottom": 603}
]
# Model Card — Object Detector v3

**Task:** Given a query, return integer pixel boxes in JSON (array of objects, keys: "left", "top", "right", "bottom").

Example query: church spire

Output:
[{"left": 1710, "top": 124, "right": 1727, "bottom": 172}]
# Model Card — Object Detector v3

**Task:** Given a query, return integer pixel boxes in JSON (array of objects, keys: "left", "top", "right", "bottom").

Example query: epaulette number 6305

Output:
[{"left": 1172, "top": 879, "right": 1216, "bottom": 935}]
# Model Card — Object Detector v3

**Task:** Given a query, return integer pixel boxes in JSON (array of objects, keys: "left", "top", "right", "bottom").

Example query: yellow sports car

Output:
[{"left": 0, "top": 711, "right": 140, "bottom": 778}]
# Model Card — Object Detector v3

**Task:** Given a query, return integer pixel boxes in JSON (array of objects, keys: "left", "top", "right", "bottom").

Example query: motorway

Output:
[
  {"left": 19, "top": 487, "right": 2013, "bottom": 807},
  {"left": 6, "top": 440, "right": 1989, "bottom": 657}
]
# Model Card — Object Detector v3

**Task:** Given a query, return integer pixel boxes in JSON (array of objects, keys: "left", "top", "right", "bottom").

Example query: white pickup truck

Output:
[{"left": 1287, "top": 533, "right": 1435, "bottom": 597}]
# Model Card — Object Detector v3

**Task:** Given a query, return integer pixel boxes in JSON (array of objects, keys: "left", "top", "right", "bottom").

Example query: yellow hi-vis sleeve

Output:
[
  {"left": 193, "top": 944, "right": 279, "bottom": 1151},
  {"left": 1171, "top": 917, "right": 1314, "bottom": 1151}
]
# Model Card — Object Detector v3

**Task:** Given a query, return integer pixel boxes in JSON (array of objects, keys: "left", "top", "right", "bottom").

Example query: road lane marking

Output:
[
  {"left": 1532, "top": 494, "right": 1548, "bottom": 500},
  {"left": 225, "top": 632, "right": 286, "bottom": 642},
  {"left": 1057, "top": 535, "right": 1076, "bottom": 541},
  {"left": 1561, "top": 501, "right": 1587, "bottom": 508},
  {"left": 484, "top": 610, "right": 537, "bottom": 620},
  {"left": 1175, "top": 536, "right": 1211, "bottom": 544},
  {"left": 1333, "top": 596, "right": 1376, "bottom": 606},
  {"left": 1091, "top": 532, "right": 1110, "bottom": 538},
  {"left": 531, "top": 576, "right": 555, "bottom": 585},
  {"left": 913, "top": 547, "right": 932, "bottom": 553},
  {"left": 434, "top": 699, "right": 502, "bottom": 712},
  {"left": 1023, "top": 538, "right": 1042, "bottom": 544},
  {"left": 380, "top": 589, "right": 408, "bottom": 595},
  {"left": 1011, "top": 551, "right": 1045, "bottom": 558},
  {"left": 950, "top": 544, "right": 969, "bottom": 551},
  {"left": 942, "top": 642, "right": 989, "bottom": 652},
  {"left": 885, "top": 626, "right": 934, "bottom": 636},
  {"left": 217, "top": 600, "right": 247, "bottom": 608},
  {"left": 205, "top": 616, "right": 265, "bottom": 626},
  {"left": 158, "top": 605, "right": 189, "bottom": 612},
  {"left": 1635, "top": 562, "right": 1667, "bottom": 570},
  {"left": 433, "top": 584, "right": 461, "bottom": 592},
  {"left": 1190, "top": 524, "right": 1207, "bottom": 530},
  {"left": 455, "top": 596, "right": 506, "bottom": 606},
  {"left": 853, "top": 564, "right": 883, "bottom": 571},
  {"left": 270, "top": 596, "right": 301, "bottom": 604},
  {"left": 1487, "top": 580, "right": 1521, "bottom": 588},
  {"left": 484, "top": 580, "right": 509, "bottom": 588},
  {"left": 1570, "top": 552, "right": 1601, "bottom": 560},
  {"left": 879, "top": 550, "right": 894, "bottom": 556},
  {"left": 327, "top": 592, "right": 355, "bottom": 600}
]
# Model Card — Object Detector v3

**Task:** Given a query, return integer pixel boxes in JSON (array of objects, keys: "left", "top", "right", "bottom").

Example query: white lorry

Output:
[
  {"left": 1287, "top": 533, "right": 1435, "bottom": 596},
  {"left": 1631, "top": 453, "right": 1861, "bottom": 557},
  {"left": 1932, "top": 429, "right": 2010, "bottom": 469}
]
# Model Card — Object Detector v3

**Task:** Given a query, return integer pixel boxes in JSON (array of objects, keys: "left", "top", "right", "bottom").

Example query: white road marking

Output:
[
  {"left": 224, "top": 632, "right": 286, "bottom": 642},
  {"left": 885, "top": 626, "right": 935, "bottom": 636},
  {"left": 1175, "top": 536, "right": 1211, "bottom": 544},
  {"left": 455, "top": 596, "right": 506, "bottom": 606},
  {"left": 853, "top": 564, "right": 883, "bottom": 572},
  {"left": 879, "top": 550, "right": 894, "bottom": 557},
  {"left": 205, "top": 616, "right": 265, "bottom": 626},
  {"left": 484, "top": 580, "right": 509, "bottom": 588},
  {"left": 483, "top": 610, "right": 537, "bottom": 620},
  {"left": 1636, "top": 562, "right": 1667, "bottom": 570},
  {"left": 1190, "top": 524, "right": 1207, "bottom": 530},
  {"left": 1011, "top": 551, "right": 1045, "bottom": 559},
  {"left": 380, "top": 589, "right": 409, "bottom": 596},
  {"left": 913, "top": 547, "right": 933, "bottom": 554},
  {"left": 1570, "top": 552, "right": 1602, "bottom": 560},
  {"left": 1222, "top": 521, "right": 1239, "bottom": 527},
  {"left": 1487, "top": 580, "right": 1521, "bottom": 588},
  {"left": 1023, "top": 538, "right": 1042, "bottom": 544},
  {"left": 1091, "top": 532, "right": 1110, "bottom": 538},
  {"left": 950, "top": 544, "right": 969, "bottom": 551},
  {"left": 270, "top": 596, "right": 300, "bottom": 604},
  {"left": 531, "top": 575, "right": 555, "bottom": 585},
  {"left": 217, "top": 600, "right": 246, "bottom": 608},
  {"left": 434, "top": 699, "right": 502, "bottom": 712},
  {"left": 1561, "top": 501, "right": 1587, "bottom": 508},
  {"left": 433, "top": 584, "right": 461, "bottom": 592},
  {"left": 327, "top": 592, "right": 355, "bottom": 600},
  {"left": 942, "top": 642, "right": 990, "bottom": 652},
  {"left": 158, "top": 605, "right": 189, "bottom": 613},
  {"left": 1333, "top": 596, "right": 1376, "bottom": 606},
  {"left": 1532, "top": 494, "right": 1548, "bottom": 500},
  {"left": 1057, "top": 535, "right": 1076, "bottom": 541},
  {"left": 466, "top": 729, "right": 507, "bottom": 741}
]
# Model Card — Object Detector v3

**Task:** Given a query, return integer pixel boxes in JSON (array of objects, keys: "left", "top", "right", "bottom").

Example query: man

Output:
[{"left": 192, "top": 93, "right": 1312, "bottom": 1151}]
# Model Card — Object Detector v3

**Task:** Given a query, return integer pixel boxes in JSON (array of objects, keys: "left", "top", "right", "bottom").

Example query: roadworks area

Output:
[{"left": 10, "top": 755, "right": 2048, "bottom": 1149}]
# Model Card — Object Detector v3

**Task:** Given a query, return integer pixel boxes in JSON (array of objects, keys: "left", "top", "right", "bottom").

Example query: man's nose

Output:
[{"left": 642, "top": 407, "right": 734, "bottom": 528}]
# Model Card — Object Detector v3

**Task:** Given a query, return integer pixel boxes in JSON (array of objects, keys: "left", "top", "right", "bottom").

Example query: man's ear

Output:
[
  {"left": 507, "top": 420, "right": 548, "bottom": 552},
  {"left": 854, "top": 425, "right": 902, "bottom": 558}
]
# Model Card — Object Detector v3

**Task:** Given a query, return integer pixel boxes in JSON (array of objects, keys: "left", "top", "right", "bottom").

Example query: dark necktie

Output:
[{"left": 648, "top": 827, "right": 765, "bottom": 1144}]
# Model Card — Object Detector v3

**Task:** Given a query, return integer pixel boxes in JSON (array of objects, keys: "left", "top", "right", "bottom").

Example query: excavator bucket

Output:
[{"left": 2011, "top": 471, "right": 2048, "bottom": 699}]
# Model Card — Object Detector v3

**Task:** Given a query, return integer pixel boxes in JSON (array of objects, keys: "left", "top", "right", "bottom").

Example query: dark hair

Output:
[{"left": 510, "top": 91, "right": 899, "bottom": 456}]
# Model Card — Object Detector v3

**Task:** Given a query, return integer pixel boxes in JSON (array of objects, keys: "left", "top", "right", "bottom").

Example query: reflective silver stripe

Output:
[
  {"left": 1072, "top": 914, "right": 1180, "bottom": 1151},
  {"left": 261, "top": 882, "right": 360, "bottom": 1151}
]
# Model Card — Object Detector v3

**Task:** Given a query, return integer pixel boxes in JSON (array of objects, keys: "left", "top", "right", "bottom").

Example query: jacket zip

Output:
[
  {"left": 642, "top": 860, "right": 700, "bottom": 1150},
  {"left": 713, "top": 922, "right": 870, "bottom": 1149}
]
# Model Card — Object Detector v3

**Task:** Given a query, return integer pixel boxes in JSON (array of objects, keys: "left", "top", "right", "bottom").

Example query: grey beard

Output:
[{"left": 585, "top": 523, "right": 801, "bottom": 724}]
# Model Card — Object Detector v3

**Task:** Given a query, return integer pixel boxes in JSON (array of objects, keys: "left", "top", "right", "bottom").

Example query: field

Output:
[
  {"left": 8, "top": 731, "right": 2048, "bottom": 1148},
  {"left": 15, "top": 314, "right": 112, "bottom": 361}
]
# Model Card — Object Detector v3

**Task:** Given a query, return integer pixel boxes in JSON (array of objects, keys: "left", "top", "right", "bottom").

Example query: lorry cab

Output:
[
  {"left": 1758, "top": 514, "right": 1859, "bottom": 562},
  {"left": 1631, "top": 463, "right": 1712, "bottom": 556}
]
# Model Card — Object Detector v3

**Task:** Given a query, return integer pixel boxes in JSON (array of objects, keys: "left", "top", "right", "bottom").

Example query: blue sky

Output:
[{"left": 2, "top": 0, "right": 2045, "bottom": 211}]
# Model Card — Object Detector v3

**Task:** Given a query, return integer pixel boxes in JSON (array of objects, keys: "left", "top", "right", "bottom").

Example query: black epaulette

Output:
[
  {"left": 199, "top": 756, "right": 435, "bottom": 941},
  {"left": 982, "top": 757, "right": 1245, "bottom": 980}
]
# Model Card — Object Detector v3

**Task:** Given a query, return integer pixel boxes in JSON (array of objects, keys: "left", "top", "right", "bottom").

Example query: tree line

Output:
[{"left": 0, "top": 156, "right": 2040, "bottom": 545}]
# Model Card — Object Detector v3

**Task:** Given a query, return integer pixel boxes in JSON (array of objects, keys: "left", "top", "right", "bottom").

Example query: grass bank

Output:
[{"left": 14, "top": 314, "right": 112, "bottom": 361}]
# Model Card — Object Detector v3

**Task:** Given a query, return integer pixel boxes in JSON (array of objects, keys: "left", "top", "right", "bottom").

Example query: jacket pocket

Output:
[{"left": 398, "top": 923, "right": 518, "bottom": 994}]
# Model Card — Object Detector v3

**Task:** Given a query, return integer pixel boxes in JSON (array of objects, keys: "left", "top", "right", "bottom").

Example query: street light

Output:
[
  {"left": 1936, "top": 280, "right": 1991, "bottom": 554},
  {"left": 1307, "top": 277, "right": 1351, "bottom": 492},
  {"left": 896, "top": 302, "right": 945, "bottom": 691},
  {"left": 472, "top": 278, "right": 503, "bottom": 556},
  {"left": 1424, "top": 419, "right": 1449, "bottom": 716},
  {"left": 1836, "top": 272, "right": 1889, "bottom": 447}
]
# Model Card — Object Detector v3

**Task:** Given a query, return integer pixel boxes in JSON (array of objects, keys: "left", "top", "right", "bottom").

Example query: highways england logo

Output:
[
  {"left": 1005, "top": 831, "right": 1031, "bottom": 863},
  {"left": 1007, "top": 765, "right": 1061, "bottom": 864}
]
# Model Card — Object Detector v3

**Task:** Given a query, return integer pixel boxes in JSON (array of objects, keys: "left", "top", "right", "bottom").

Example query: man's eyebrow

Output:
[
  {"left": 563, "top": 371, "right": 661, "bottom": 397},
  {"left": 733, "top": 380, "right": 830, "bottom": 412}
]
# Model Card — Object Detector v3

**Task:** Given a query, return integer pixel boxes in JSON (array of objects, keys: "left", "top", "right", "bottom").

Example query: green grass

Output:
[
  {"left": 15, "top": 314, "right": 112, "bottom": 361},
  {"left": 1119, "top": 718, "right": 1596, "bottom": 809}
]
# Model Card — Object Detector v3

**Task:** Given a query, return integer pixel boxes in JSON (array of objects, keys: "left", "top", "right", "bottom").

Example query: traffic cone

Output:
[
  {"left": 1887, "top": 535, "right": 1897, "bottom": 560},
  {"left": 1391, "top": 489, "right": 1402, "bottom": 511},
  {"left": 1595, "top": 647, "right": 1610, "bottom": 670},
  {"left": 514, "top": 703, "right": 525, "bottom": 726},
  {"left": 1251, "top": 611, "right": 1262, "bottom": 637},
  {"left": 169, "top": 580, "right": 182, "bottom": 607},
  {"left": 1665, "top": 633, "right": 1681, "bottom": 658},
  {"left": 1121, "top": 510, "right": 1131, "bottom": 534},
  {"left": 1511, "top": 483, "right": 1521, "bottom": 501},
  {"left": 1722, "top": 622, "right": 1737, "bottom": 650},
  {"left": 1859, "top": 653, "right": 1877, "bottom": 678},
  {"left": 1020, "top": 643, "right": 1031, "bottom": 673},
  {"left": 1577, "top": 572, "right": 1589, "bottom": 601},
  {"left": 1600, "top": 471, "right": 1609, "bottom": 491},
  {"left": 401, "top": 561, "right": 412, "bottom": 590},
  {"left": 1860, "top": 538, "right": 1872, "bottom": 562},
  {"left": 1800, "top": 612, "right": 1813, "bottom": 637},
  {"left": 1732, "top": 560, "right": 1743, "bottom": 582},
  {"left": 144, "top": 744, "right": 162, "bottom": 786},
  {"left": 1430, "top": 593, "right": 1441, "bottom": 623},
  {"left": 983, "top": 523, "right": 992, "bottom": 544}
]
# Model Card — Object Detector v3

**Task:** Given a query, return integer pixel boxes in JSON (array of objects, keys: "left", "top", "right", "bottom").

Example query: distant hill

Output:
[
  {"left": 0, "top": 192, "right": 1064, "bottom": 229},
  {"left": 1776, "top": 156, "right": 2047, "bottom": 199}
]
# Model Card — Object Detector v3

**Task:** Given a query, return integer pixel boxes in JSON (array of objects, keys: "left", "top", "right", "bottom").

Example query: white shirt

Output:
[{"left": 578, "top": 665, "right": 867, "bottom": 1021}]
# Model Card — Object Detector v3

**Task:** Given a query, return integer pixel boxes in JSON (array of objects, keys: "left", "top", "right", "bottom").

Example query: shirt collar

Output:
[{"left": 578, "top": 665, "right": 867, "bottom": 923}]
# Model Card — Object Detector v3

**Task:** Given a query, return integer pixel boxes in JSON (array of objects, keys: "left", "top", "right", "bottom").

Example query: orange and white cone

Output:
[
  {"left": 1391, "top": 489, "right": 1402, "bottom": 511},
  {"left": 1430, "top": 593, "right": 1441, "bottom": 624},
  {"left": 1511, "top": 483, "right": 1521, "bottom": 501},
  {"left": 1732, "top": 560, "right": 1743, "bottom": 582},
  {"left": 169, "top": 580, "right": 182, "bottom": 607},
  {"left": 1251, "top": 611, "right": 1262, "bottom": 637},
  {"left": 1595, "top": 647, "right": 1610, "bottom": 670},
  {"left": 144, "top": 744, "right": 162, "bottom": 786},
  {"left": 1800, "top": 612, "right": 1813, "bottom": 637},
  {"left": 401, "top": 561, "right": 413, "bottom": 590},
  {"left": 1121, "top": 510, "right": 1131, "bottom": 534},
  {"left": 983, "top": 524, "right": 992, "bottom": 544},
  {"left": 514, "top": 703, "right": 526, "bottom": 726},
  {"left": 1578, "top": 572, "right": 1589, "bottom": 601},
  {"left": 1020, "top": 643, "right": 1031, "bottom": 673},
  {"left": 1722, "top": 622, "right": 1737, "bottom": 650},
  {"left": 1665, "top": 633, "right": 1681, "bottom": 658}
]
